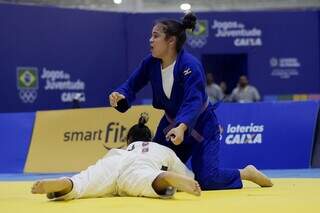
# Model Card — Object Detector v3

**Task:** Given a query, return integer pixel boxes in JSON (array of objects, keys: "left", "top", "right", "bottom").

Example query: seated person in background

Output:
[
  {"left": 219, "top": 81, "right": 230, "bottom": 101},
  {"left": 206, "top": 73, "right": 224, "bottom": 104},
  {"left": 230, "top": 75, "right": 261, "bottom": 103},
  {"left": 31, "top": 113, "right": 201, "bottom": 200}
]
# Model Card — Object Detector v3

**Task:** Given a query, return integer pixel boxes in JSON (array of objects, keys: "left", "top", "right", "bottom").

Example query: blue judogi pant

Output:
[{"left": 153, "top": 104, "right": 243, "bottom": 190}]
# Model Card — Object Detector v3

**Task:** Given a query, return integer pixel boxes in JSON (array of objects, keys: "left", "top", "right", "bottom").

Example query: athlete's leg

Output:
[
  {"left": 191, "top": 111, "right": 243, "bottom": 190},
  {"left": 31, "top": 151, "right": 121, "bottom": 200},
  {"left": 152, "top": 171, "right": 201, "bottom": 196},
  {"left": 192, "top": 110, "right": 272, "bottom": 190}
]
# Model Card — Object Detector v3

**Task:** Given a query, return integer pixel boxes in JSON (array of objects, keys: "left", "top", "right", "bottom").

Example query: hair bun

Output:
[
  {"left": 138, "top": 112, "right": 149, "bottom": 127},
  {"left": 182, "top": 12, "right": 197, "bottom": 31}
]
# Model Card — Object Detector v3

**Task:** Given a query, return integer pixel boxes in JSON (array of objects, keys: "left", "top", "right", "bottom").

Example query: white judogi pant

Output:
[{"left": 53, "top": 141, "right": 194, "bottom": 200}]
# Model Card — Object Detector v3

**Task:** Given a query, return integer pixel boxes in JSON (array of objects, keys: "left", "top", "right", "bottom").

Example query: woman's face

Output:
[{"left": 149, "top": 24, "right": 171, "bottom": 59}]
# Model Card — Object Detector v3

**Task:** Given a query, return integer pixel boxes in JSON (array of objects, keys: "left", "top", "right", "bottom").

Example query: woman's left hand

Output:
[{"left": 166, "top": 123, "right": 188, "bottom": 145}]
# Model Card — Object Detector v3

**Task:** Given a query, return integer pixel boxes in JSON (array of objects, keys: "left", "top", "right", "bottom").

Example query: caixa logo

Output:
[
  {"left": 63, "top": 122, "right": 128, "bottom": 150},
  {"left": 224, "top": 123, "right": 264, "bottom": 144}
]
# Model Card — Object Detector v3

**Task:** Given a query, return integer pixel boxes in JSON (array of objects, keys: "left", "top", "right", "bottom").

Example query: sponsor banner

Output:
[
  {"left": 216, "top": 101, "right": 319, "bottom": 169},
  {"left": 0, "top": 112, "right": 35, "bottom": 172},
  {"left": 187, "top": 18, "right": 262, "bottom": 48},
  {"left": 24, "top": 106, "right": 163, "bottom": 173},
  {"left": 16, "top": 66, "right": 86, "bottom": 105},
  {"left": 211, "top": 19, "right": 263, "bottom": 47},
  {"left": 40, "top": 67, "right": 86, "bottom": 103}
]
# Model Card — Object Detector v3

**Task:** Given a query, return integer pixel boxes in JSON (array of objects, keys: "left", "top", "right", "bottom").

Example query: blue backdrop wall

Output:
[
  {"left": 126, "top": 11, "right": 320, "bottom": 98},
  {"left": 0, "top": 4, "right": 127, "bottom": 112},
  {"left": 0, "top": 3, "right": 319, "bottom": 112}
]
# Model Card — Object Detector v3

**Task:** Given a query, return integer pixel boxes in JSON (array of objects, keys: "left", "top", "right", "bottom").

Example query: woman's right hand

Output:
[{"left": 109, "top": 92, "right": 125, "bottom": 107}]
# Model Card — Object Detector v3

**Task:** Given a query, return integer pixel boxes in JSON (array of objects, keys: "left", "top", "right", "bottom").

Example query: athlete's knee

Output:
[
  {"left": 196, "top": 169, "right": 243, "bottom": 190},
  {"left": 196, "top": 169, "right": 219, "bottom": 190}
]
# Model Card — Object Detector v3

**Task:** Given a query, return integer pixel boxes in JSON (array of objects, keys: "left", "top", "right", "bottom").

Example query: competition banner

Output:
[
  {"left": 216, "top": 101, "right": 319, "bottom": 169},
  {"left": 24, "top": 106, "right": 163, "bottom": 173}
]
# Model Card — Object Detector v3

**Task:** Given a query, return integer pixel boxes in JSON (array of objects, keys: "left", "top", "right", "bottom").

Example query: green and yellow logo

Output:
[
  {"left": 187, "top": 20, "right": 208, "bottom": 37},
  {"left": 186, "top": 20, "right": 208, "bottom": 48},
  {"left": 17, "top": 67, "right": 38, "bottom": 89}
]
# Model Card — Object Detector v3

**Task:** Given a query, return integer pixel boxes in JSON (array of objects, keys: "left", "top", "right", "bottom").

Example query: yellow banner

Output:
[{"left": 24, "top": 106, "right": 163, "bottom": 173}]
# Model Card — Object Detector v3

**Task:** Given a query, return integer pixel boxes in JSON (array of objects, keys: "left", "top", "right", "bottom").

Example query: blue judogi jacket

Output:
[
  {"left": 114, "top": 49, "right": 208, "bottom": 131},
  {"left": 114, "top": 50, "right": 243, "bottom": 190}
]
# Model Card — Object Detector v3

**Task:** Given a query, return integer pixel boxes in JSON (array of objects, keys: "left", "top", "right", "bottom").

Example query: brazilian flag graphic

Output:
[
  {"left": 187, "top": 20, "right": 208, "bottom": 37},
  {"left": 17, "top": 67, "right": 38, "bottom": 89}
]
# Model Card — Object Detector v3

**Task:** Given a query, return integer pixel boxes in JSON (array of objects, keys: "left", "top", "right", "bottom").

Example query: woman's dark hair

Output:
[
  {"left": 156, "top": 12, "right": 197, "bottom": 52},
  {"left": 126, "top": 112, "right": 152, "bottom": 145}
]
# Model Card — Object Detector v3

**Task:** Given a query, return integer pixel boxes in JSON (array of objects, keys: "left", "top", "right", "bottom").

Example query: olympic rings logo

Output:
[
  {"left": 19, "top": 90, "right": 37, "bottom": 103},
  {"left": 187, "top": 37, "right": 207, "bottom": 48}
]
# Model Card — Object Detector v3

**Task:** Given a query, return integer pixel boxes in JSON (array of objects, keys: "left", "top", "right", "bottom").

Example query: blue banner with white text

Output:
[{"left": 216, "top": 101, "right": 319, "bottom": 169}]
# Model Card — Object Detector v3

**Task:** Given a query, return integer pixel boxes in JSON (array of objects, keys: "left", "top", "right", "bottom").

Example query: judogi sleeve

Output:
[
  {"left": 175, "top": 62, "right": 206, "bottom": 131},
  {"left": 168, "top": 149, "right": 194, "bottom": 178},
  {"left": 113, "top": 56, "right": 150, "bottom": 112}
]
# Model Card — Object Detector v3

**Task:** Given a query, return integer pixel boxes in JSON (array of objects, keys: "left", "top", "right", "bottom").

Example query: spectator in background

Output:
[
  {"left": 219, "top": 81, "right": 230, "bottom": 101},
  {"left": 206, "top": 73, "right": 223, "bottom": 104},
  {"left": 230, "top": 75, "right": 260, "bottom": 103}
]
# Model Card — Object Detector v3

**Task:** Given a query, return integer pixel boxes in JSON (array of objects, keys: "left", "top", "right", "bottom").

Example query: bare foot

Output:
[
  {"left": 241, "top": 165, "right": 273, "bottom": 187},
  {"left": 31, "top": 178, "right": 72, "bottom": 194},
  {"left": 163, "top": 172, "right": 201, "bottom": 196}
]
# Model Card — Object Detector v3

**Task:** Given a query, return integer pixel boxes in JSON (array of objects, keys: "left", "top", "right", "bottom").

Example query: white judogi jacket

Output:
[{"left": 53, "top": 141, "right": 193, "bottom": 200}]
